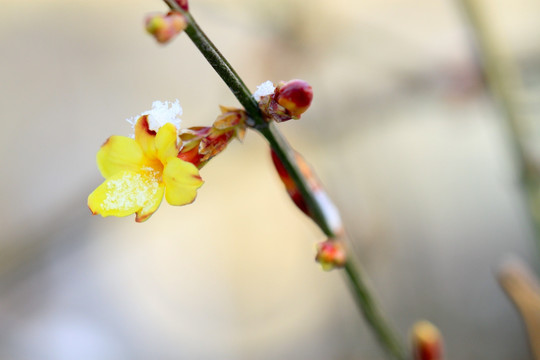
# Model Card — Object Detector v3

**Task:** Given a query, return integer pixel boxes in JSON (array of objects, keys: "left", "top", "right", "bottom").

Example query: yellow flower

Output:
[{"left": 88, "top": 115, "right": 203, "bottom": 222}]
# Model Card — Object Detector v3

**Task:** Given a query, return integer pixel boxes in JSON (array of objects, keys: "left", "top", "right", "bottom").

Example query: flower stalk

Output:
[{"left": 160, "top": 1, "right": 407, "bottom": 359}]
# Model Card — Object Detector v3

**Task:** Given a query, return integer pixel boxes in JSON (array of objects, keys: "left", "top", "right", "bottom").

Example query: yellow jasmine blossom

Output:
[{"left": 88, "top": 115, "right": 203, "bottom": 222}]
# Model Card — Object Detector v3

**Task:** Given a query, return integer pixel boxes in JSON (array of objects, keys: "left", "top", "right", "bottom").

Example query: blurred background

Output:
[{"left": 1, "top": 0, "right": 540, "bottom": 359}]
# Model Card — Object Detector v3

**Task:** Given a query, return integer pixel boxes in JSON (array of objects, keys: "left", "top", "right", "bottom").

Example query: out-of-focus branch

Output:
[
  {"left": 457, "top": 0, "right": 535, "bottom": 182},
  {"left": 499, "top": 258, "right": 540, "bottom": 360},
  {"left": 457, "top": 0, "right": 540, "bottom": 250}
]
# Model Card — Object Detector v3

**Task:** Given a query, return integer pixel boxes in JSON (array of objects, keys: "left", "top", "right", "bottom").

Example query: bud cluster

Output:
[
  {"left": 258, "top": 79, "right": 313, "bottom": 123},
  {"left": 178, "top": 106, "right": 247, "bottom": 168}
]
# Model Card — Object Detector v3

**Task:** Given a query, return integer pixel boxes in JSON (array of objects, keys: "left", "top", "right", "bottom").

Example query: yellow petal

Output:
[
  {"left": 135, "top": 115, "right": 157, "bottom": 160},
  {"left": 136, "top": 181, "right": 166, "bottom": 222},
  {"left": 97, "top": 136, "right": 144, "bottom": 179},
  {"left": 155, "top": 123, "right": 180, "bottom": 164},
  {"left": 163, "top": 157, "right": 204, "bottom": 206},
  {"left": 88, "top": 170, "right": 164, "bottom": 219}
]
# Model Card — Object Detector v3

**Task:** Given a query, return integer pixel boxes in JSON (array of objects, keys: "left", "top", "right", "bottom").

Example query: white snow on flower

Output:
[
  {"left": 126, "top": 100, "right": 183, "bottom": 135},
  {"left": 253, "top": 80, "right": 276, "bottom": 101}
]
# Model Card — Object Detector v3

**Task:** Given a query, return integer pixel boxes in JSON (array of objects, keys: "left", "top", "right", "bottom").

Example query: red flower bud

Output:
[
  {"left": 271, "top": 148, "right": 344, "bottom": 234},
  {"left": 175, "top": 0, "right": 189, "bottom": 11},
  {"left": 257, "top": 79, "right": 313, "bottom": 123},
  {"left": 411, "top": 321, "right": 444, "bottom": 360},
  {"left": 275, "top": 79, "right": 313, "bottom": 119},
  {"left": 270, "top": 149, "right": 312, "bottom": 216}
]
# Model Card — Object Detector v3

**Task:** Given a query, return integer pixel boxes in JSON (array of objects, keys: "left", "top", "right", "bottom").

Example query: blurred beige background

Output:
[{"left": 1, "top": 0, "right": 540, "bottom": 359}]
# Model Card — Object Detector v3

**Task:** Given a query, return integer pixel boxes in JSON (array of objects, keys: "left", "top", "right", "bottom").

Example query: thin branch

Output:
[
  {"left": 344, "top": 258, "right": 408, "bottom": 360},
  {"left": 163, "top": 0, "right": 335, "bottom": 236},
  {"left": 160, "top": 2, "right": 408, "bottom": 359}
]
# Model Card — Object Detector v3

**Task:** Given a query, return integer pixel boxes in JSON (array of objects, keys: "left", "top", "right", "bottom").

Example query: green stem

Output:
[
  {"left": 161, "top": 1, "right": 407, "bottom": 358},
  {"left": 163, "top": 0, "right": 261, "bottom": 121},
  {"left": 344, "top": 259, "right": 407, "bottom": 360},
  {"left": 164, "top": 0, "right": 334, "bottom": 236}
]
